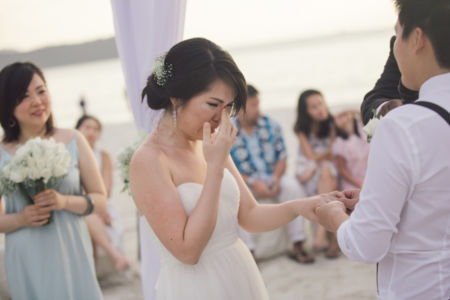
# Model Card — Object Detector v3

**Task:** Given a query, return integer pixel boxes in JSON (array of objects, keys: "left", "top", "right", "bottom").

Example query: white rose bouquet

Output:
[
  {"left": 363, "top": 109, "right": 382, "bottom": 143},
  {"left": 117, "top": 133, "right": 147, "bottom": 194},
  {"left": 0, "top": 137, "right": 71, "bottom": 224}
]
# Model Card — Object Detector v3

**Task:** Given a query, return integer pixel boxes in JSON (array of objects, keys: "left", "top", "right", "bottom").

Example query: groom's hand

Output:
[
  {"left": 342, "top": 189, "right": 360, "bottom": 214},
  {"left": 300, "top": 191, "right": 346, "bottom": 222},
  {"left": 315, "top": 201, "right": 348, "bottom": 232}
]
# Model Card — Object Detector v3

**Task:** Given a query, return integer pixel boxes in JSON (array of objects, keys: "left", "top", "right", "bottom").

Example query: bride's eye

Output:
[{"left": 207, "top": 103, "right": 218, "bottom": 107}]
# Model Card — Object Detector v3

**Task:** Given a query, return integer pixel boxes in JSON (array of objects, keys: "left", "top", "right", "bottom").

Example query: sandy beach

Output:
[{"left": 0, "top": 106, "right": 376, "bottom": 300}]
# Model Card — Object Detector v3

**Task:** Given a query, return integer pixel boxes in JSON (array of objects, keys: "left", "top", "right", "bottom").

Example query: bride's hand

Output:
[
  {"left": 202, "top": 110, "right": 237, "bottom": 170},
  {"left": 299, "top": 192, "right": 347, "bottom": 222},
  {"left": 315, "top": 201, "right": 347, "bottom": 232}
]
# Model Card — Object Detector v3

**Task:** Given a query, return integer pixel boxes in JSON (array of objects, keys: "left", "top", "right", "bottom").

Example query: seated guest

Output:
[
  {"left": 332, "top": 110, "right": 370, "bottom": 190},
  {"left": 231, "top": 84, "right": 314, "bottom": 263},
  {"left": 76, "top": 114, "right": 129, "bottom": 271},
  {"left": 293, "top": 89, "right": 340, "bottom": 258}
]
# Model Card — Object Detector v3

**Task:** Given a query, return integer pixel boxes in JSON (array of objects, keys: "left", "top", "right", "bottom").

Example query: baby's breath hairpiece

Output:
[{"left": 152, "top": 54, "right": 173, "bottom": 87}]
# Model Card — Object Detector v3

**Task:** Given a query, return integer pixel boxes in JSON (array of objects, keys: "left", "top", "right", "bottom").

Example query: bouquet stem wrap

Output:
[{"left": 18, "top": 180, "right": 53, "bottom": 225}]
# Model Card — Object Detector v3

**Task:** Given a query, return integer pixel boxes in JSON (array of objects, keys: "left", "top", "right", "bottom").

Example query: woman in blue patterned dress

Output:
[{"left": 0, "top": 62, "right": 107, "bottom": 299}]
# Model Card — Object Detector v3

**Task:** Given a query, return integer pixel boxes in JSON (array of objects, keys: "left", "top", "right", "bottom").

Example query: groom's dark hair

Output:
[{"left": 394, "top": 0, "right": 450, "bottom": 68}]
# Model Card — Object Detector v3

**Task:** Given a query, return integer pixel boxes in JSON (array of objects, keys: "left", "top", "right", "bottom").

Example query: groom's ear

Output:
[{"left": 412, "top": 27, "right": 427, "bottom": 55}]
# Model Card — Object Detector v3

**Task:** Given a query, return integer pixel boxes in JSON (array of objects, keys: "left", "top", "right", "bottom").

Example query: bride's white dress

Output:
[{"left": 142, "top": 169, "right": 269, "bottom": 300}]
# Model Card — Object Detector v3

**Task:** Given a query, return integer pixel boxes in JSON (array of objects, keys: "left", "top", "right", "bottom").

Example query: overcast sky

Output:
[{"left": 0, "top": 0, "right": 397, "bottom": 51}]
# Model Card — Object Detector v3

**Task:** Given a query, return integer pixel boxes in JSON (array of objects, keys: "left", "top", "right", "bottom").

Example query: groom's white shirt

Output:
[{"left": 338, "top": 72, "right": 450, "bottom": 300}]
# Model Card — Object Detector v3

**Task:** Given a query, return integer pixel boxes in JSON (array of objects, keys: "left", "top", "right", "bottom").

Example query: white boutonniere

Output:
[{"left": 363, "top": 109, "right": 381, "bottom": 143}]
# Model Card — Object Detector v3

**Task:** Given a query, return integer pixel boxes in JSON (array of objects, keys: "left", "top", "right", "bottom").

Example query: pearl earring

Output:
[{"left": 172, "top": 108, "right": 177, "bottom": 127}]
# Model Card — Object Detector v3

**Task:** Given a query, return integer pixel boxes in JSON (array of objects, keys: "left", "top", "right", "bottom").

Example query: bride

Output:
[{"left": 130, "top": 37, "right": 344, "bottom": 299}]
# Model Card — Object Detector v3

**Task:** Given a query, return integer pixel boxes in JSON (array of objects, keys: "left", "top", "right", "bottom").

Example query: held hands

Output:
[
  {"left": 314, "top": 189, "right": 361, "bottom": 232},
  {"left": 341, "top": 189, "right": 360, "bottom": 213},
  {"left": 202, "top": 110, "right": 237, "bottom": 170},
  {"left": 315, "top": 201, "right": 347, "bottom": 232},
  {"left": 300, "top": 191, "right": 348, "bottom": 222}
]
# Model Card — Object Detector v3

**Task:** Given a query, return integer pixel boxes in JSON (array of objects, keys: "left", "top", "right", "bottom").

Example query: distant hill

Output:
[
  {"left": 0, "top": 27, "right": 394, "bottom": 70},
  {"left": 0, "top": 37, "right": 118, "bottom": 69}
]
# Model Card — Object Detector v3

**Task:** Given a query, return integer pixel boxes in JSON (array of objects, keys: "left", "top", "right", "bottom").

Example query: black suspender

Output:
[{"left": 411, "top": 101, "right": 450, "bottom": 126}]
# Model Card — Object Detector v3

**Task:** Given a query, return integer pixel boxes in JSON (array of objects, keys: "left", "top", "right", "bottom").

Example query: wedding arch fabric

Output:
[{"left": 110, "top": 1, "right": 187, "bottom": 299}]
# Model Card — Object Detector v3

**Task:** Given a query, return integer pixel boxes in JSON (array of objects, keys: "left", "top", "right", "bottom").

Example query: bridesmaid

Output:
[{"left": 0, "top": 62, "right": 107, "bottom": 299}]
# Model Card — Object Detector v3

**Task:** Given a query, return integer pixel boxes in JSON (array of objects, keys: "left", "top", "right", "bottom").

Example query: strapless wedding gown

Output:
[{"left": 142, "top": 169, "right": 269, "bottom": 300}]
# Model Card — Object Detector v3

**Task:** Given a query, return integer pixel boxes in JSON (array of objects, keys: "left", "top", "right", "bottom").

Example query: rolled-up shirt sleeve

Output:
[{"left": 337, "top": 116, "right": 419, "bottom": 264}]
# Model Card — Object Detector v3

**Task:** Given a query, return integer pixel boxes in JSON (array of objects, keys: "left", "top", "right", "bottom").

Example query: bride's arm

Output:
[
  {"left": 131, "top": 117, "right": 235, "bottom": 265},
  {"left": 130, "top": 145, "right": 224, "bottom": 265},
  {"left": 228, "top": 158, "right": 338, "bottom": 232}
]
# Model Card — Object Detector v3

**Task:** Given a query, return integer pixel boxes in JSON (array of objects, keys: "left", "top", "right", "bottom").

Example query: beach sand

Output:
[{"left": 0, "top": 106, "right": 376, "bottom": 300}]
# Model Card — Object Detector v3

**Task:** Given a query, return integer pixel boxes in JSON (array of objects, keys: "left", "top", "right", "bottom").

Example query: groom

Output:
[{"left": 316, "top": 0, "right": 450, "bottom": 299}]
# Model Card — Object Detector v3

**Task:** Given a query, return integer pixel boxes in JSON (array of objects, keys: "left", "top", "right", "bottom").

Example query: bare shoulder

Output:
[
  {"left": 129, "top": 137, "right": 174, "bottom": 212},
  {"left": 52, "top": 128, "right": 77, "bottom": 145},
  {"left": 297, "top": 131, "right": 306, "bottom": 139},
  {"left": 131, "top": 138, "right": 168, "bottom": 173},
  {"left": 72, "top": 129, "right": 89, "bottom": 147},
  {"left": 297, "top": 132, "right": 311, "bottom": 146},
  {"left": 0, "top": 141, "right": 17, "bottom": 157}
]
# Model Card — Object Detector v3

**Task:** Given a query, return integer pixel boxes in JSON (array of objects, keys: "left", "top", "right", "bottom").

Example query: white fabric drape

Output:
[{"left": 110, "top": 1, "right": 186, "bottom": 299}]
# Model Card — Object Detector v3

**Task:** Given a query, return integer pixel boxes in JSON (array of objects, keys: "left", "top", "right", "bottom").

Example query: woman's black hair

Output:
[
  {"left": 336, "top": 116, "right": 362, "bottom": 140},
  {"left": 75, "top": 114, "right": 102, "bottom": 130},
  {"left": 0, "top": 62, "right": 54, "bottom": 143},
  {"left": 293, "top": 89, "right": 334, "bottom": 138},
  {"left": 142, "top": 38, "right": 247, "bottom": 116}
]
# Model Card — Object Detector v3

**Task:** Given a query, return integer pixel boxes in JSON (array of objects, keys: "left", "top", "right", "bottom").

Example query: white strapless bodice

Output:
[{"left": 141, "top": 169, "right": 269, "bottom": 300}]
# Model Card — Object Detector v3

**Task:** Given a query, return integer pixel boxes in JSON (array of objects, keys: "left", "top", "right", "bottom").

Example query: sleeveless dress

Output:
[
  {"left": 296, "top": 134, "right": 338, "bottom": 196},
  {"left": 93, "top": 147, "right": 124, "bottom": 255},
  {"left": 0, "top": 136, "right": 103, "bottom": 300},
  {"left": 142, "top": 168, "right": 269, "bottom": 300}
]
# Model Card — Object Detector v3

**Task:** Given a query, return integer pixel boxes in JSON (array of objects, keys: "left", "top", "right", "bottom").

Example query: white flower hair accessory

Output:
[{"left": 152, "top": 54, "right": 173, "bottom": 87}]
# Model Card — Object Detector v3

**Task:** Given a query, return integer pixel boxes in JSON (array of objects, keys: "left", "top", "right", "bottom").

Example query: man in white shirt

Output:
[{"left": 315, "top": 0, "right": 450, "bottom": 299}]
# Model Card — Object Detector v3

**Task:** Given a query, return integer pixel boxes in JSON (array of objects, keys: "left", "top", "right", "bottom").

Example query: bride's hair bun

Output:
[
  {"left": 141, "top": 37, "right": 247, "bottom": 115},
  {"left": 141, "top": 74, "right": 171, "bottom": 110}
]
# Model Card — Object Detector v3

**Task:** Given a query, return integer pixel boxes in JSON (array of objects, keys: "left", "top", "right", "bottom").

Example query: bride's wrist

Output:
[{"left": 206, "top": 164, "right": 224, "bottom": 178}]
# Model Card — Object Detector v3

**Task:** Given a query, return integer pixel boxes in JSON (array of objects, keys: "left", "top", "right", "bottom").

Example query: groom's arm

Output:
[{"left": 336, "top": 115, "right": 416, "bottom": 263}]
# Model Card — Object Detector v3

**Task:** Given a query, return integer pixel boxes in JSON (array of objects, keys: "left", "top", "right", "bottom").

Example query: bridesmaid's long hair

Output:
[{"left": 0, "top": 62, "right": 54, "bottom": 142}]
